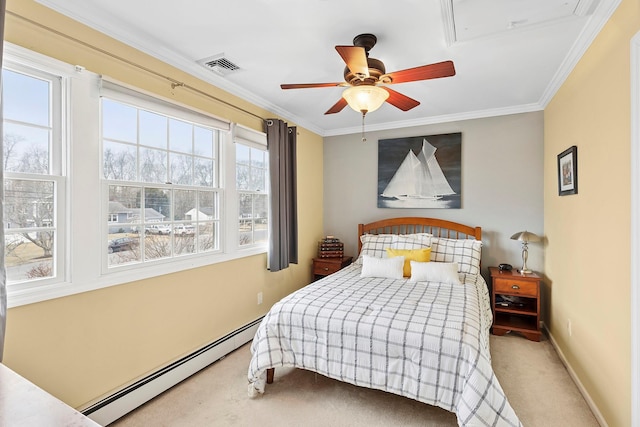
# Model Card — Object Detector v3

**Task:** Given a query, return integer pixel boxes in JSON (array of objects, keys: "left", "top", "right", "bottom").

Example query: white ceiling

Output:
[{"left": 36, "top": 0, "right": 619, "bottom": 136}]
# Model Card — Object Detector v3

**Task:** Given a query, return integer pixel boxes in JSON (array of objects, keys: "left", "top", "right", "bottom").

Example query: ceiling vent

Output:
[{"left": 197, "top": 53, "right": 240, "bottom": 76}]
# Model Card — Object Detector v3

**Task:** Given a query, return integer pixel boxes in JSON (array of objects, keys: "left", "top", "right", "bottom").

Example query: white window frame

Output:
[
  {"left": 99, "top": 85, "right": 226, "bottom": 272},
  {"left": 232, "top": 124, "right": 269, "bottom": 250},
  {"left": 2, "top": 45, "right": 69, "bottom": 298},
  {"left": 236, "top": 155, "right": 269, "bottom": 248},
  {"left": 4, "top": 44, "right": 269, "bottom": 308}
]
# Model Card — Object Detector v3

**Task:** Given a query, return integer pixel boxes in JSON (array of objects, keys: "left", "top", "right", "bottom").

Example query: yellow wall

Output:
[
  {"left": 3, "top": 0, "right": 324, "bottom": 409},
  {"left": 544, "top": 0, "right": 638, "bottom": 425}
]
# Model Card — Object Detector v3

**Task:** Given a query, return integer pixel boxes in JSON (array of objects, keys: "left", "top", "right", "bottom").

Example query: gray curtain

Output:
[
  {"left": 265, "top": 119, "right": 298, "bottom": 271},
  {"left": 0, "top": 0, "right": 7, "bottom": 362}
]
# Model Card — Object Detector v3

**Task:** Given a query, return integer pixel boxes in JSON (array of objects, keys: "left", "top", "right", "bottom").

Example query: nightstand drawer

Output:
[
  {"left": 493, "top": 278, "right": 538, "bottom": 297},
  {"left": 312, "top": 256, "right": 353, "bottom": 281},
  {"left": 313, "top": 259, "right": 344, "bottom": 275}
]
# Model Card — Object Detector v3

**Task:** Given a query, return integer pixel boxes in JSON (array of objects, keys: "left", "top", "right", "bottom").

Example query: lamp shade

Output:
[
  {"left": 342, "top": 85, "right": 389, "bottom": 114},
  {"left": 510, "top": 231, "right": 541, "bottom": 243}
]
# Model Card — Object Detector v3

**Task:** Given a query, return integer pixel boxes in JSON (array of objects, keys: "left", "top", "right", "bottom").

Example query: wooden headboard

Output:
[{"left": 357, "top": 217, "right": 482, "bottom": 253}]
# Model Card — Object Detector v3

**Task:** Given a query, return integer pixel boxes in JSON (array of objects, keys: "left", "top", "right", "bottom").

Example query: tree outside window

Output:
[
  {"left": 102, "top": 97, "right": 220, "bottom": 268},
  {"left": 2, "top": 68, "right": 59, "bottom": 284},
  {"left": 236, "top": 143, "right": 268, "bottom": 246}
]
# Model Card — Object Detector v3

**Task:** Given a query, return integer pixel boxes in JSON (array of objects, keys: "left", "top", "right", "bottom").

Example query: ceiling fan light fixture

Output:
[{"left": 342, "top": 85, "right": 389, "bottom": 114}]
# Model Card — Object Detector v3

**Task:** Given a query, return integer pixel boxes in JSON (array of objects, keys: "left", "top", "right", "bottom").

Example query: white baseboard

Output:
[
  {"left": 543, "top": 324, "right": 608, "bottom": 427},
  {"left": 82, "top": 317, "right": 262, "bottom": 426}
]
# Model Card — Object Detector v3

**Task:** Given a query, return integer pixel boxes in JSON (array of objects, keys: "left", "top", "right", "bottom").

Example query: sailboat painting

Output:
[{"left": 378, "top": 133, "right": 461, "bottom": 209}]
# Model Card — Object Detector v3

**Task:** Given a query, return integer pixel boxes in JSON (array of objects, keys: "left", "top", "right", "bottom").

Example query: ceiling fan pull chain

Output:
[{"left": 361, "top": 111, "right": 367, "bottom": 142}]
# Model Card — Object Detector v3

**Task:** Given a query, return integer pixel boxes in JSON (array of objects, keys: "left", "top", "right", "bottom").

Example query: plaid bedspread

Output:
[{"left": 248, "top": 264, "right": 521, "bottom": 426}]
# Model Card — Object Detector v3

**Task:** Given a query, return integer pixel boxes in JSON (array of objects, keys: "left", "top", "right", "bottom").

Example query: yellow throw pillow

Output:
[{"left": 386, "top": 247, "right": 431, "bottom": 277}]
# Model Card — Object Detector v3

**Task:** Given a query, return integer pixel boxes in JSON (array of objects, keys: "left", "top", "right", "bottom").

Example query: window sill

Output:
[{"left": 7, "top": 246, "right": 267, "bottom": 308}]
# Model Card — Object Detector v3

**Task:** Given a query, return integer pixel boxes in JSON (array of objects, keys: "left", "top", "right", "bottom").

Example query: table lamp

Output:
[{"left": 510, "top": 231, "right": 540, "bottom": 274}]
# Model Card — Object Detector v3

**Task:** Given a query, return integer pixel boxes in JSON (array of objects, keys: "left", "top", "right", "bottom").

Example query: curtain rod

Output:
[{"left": 7, "top": 10, "right": 265, "bottom": 122}]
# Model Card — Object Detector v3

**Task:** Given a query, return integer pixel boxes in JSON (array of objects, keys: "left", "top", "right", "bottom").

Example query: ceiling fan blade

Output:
[
  {"left": 281, "top": 82, "right": 344, "bottom": 89},
  {"left": 325, "top": 98, "right": 348, "bottom": 115},
  {"left": 385, "top": 60, "right": 455, "bottom": 84},
  {"left": 383, "top": 87, "right": 420, "bottom": 111},
  {"left": 335, "top": 46, "right": 369, "bottom": 78}
]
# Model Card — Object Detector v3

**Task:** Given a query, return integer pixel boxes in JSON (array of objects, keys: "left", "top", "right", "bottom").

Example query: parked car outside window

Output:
[
  {"left": 175, "top": 224, "right": 195, "bottom": 236},
  {"left": 145, "top": 224, "right": 172, "bottom": 235},
  {"left": 108, "top": 237, "right": 138, "bottom": 254}
]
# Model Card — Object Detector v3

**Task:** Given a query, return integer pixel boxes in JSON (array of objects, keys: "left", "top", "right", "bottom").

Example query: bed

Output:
[{"left": 248, "top": 217, "right": 521, "bottom": 426}]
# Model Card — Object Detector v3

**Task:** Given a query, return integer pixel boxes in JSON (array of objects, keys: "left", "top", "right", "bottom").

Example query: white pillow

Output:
[
  {"left": 354, "top": 234, "right": 396, "bottom": 265},
  {"left": 354, "top": 233, "right": 434, "bottom": 266},
  {"left": 430, "top": 237, "right": 482, "bottom": 275},
  {"left": 409, "top": 261, "right": 461, "bottom": 285},
  {"left": 360, "top": 255, "right": 405, "bottom": 279},
  {"left": 404, "top": 233, "right": 433, "bottom": 239},
  {"left": 393, "top": 233, "right": 432, "bottom": 250}
]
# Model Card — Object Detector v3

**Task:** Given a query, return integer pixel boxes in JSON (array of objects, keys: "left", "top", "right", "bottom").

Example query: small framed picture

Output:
[{"left": 558, "top": 146, "right": 578, "bottom": 196}]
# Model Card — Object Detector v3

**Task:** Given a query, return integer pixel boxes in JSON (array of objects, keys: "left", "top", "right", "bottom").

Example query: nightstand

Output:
[
  {"left": 489, "top": 266, "right": 541, "bottom": 341},
  {"left": 312, "top": 256, "right": 353, "bottom": 281}
]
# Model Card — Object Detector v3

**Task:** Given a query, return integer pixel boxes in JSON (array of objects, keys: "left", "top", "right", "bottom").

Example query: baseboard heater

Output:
[{"left": 82, "top": 317, "right": 263, "bottom": 426}]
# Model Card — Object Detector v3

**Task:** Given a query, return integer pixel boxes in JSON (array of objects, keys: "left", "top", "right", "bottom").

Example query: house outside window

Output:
[
  {"left": 2, "top": 65, "right": 64, "bottom": 286},
  {"left": 3, "top": 44, "right": 268, "bottom": 308},
  {"left": 102, "top": 94, "right": 223, "bottom": 268},
  {"left": 236, "top": 143, "right": 268, "bottom": 246}
]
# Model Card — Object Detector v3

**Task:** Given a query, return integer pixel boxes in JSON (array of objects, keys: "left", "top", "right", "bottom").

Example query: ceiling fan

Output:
[{"left": 280, "top": 33, "right": 456, "bottom": 116}]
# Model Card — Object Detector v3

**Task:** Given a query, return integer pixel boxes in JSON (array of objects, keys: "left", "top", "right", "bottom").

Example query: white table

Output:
[{"left": 0, "top": 363, "right": 101, "bottom": 427}]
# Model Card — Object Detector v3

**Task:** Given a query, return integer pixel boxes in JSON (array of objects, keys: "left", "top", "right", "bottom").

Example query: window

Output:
[
  {"left": 233, "top": 125, "right": 269, "bottom": 248},
  {"left": 236, "top": 144, "right": 268, "bottom": 246},
  {"left": 3, "top": 44, "right": 267, "bottom": 308},
  {"left": 101, "top": 96, "right": 222, "bottom": 268},
  {"left": 2, "top": 65, "right": 64, "bottom": 286}
]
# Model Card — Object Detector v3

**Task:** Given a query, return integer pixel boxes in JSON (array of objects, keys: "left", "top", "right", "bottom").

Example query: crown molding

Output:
[
  {"left": 35, "top": 0, "right": 621, "bottom": 138},
  {"left": 538, "top": 0, "right": 622, "bottom": 107},
  {"left": 34, "top": 0, "right": 325, "bottom": 135},
  {"left": 323, "top": 102, "right": 543, "bottom": 137}
]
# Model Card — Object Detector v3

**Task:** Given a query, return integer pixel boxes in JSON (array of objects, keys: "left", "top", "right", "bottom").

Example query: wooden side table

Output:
[
  {"left": 489, "top": 266, "right": 541, "bottom": 341},
  {"left": 312, "top": 256, "right": 352, "bottom": 281}
]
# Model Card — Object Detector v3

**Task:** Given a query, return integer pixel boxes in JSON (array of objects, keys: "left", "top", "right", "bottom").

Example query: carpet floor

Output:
[{"left": 111, "top": 332, "right": 600, "bottom": 426}]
